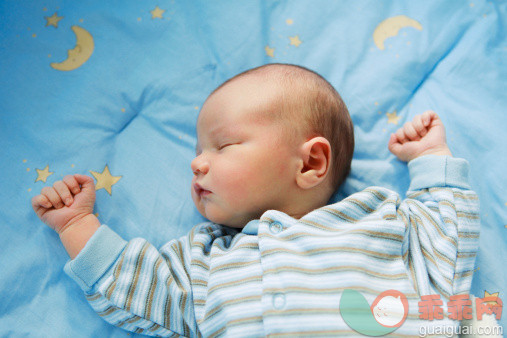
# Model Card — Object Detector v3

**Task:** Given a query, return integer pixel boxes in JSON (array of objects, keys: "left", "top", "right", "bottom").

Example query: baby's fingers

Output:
[
  {"left": 41, "top": 186, "right": 64, "bottom": 209},
  {"left": 388, "top": 133, "right": 400, "bottom": 150},
  {"left": 403, "top": 122, "right": 419, "bottom": 141},
  {"left": 31, "top": 194, "right": 52, "bottom": 210},
  {"left": 395, "top": 126, "right": 408, "bottom": 144},
  {"left": 412, "top": 115, "right": 428, "bottom": 138},
  {"left": 63, "top": 175, "right": 81, "bottom": 195},
  {"left": 53, "top": 180, "right": 73, "bottom": 207},
  {"left": 421, "top": 110, "right": 436, "bottom": 127}
]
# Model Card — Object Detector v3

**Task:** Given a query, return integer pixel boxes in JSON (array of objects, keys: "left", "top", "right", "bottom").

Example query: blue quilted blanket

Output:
[{"left": 1, "top": 0, "right": 505, "bottom": 335}]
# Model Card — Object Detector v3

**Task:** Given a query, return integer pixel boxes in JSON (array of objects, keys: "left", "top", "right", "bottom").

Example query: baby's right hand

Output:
[
  {"left": 388, "top": 111, "right": 452, "bottom": 162},
  {"left": 31, "top": 174, "right": 96, "bottom": 235}
]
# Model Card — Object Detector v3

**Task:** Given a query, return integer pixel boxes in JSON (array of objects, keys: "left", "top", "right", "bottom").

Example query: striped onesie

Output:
[{"left": 64, "top": 155, "right": 480, "bottom": 337}]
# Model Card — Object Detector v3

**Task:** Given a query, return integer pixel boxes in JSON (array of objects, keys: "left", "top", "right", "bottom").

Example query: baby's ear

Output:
[{"left": 296, "top": 136, "right": 331, "bottom": 189}]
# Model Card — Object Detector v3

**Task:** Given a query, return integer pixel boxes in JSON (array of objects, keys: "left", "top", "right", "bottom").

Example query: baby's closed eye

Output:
[{"left": 218, "top": 142, "right": 240, "bottom": 151}]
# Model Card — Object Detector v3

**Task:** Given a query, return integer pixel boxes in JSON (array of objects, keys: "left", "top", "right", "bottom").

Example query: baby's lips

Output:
[
  {"left": 194, "top": 182, "right": 211, "bottom": 197},
  {"left": 200, "top": 189, "right": 211, "bottom": 197}
]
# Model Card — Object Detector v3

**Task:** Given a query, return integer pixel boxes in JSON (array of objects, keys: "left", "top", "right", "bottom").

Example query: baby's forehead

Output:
[
  {"left": 197, "top": 107, "right": 275, "bottom": 136},
  {"left": 196, "top": 67, "right": 312, "bottom": 134},
  {"left": 200, "top": 79, "right": 285, "bottom": 121}
]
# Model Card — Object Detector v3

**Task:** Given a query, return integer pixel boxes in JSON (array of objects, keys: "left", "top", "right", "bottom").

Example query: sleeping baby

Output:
[{"left": 32, "top": 64, "right": 480, "bottom": 336}]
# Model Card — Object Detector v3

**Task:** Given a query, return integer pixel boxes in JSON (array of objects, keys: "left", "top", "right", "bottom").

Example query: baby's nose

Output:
[{"left": 191, "top": 156, "right": 209, "bottom": 175}]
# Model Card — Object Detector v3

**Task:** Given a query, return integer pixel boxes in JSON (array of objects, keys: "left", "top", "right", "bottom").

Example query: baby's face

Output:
[{"left": 191, "top": 76, "right": 299, "bottom": 228}]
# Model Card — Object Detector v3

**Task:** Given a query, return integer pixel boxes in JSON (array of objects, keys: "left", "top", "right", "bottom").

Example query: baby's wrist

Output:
[
  {"left": 413, "top": 145, "right": 452, "bottom": 160},
  {"left": 58, "top": 213, "right": 96, "bottom": 235},
  {"left": 59, "top": 214, "right": 100, "bottom": 259}
]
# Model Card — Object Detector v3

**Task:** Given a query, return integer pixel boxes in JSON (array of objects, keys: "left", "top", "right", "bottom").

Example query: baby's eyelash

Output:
[
  {"left": 218, "top": 142, "right": 240, "bottom": 151},
  {"left": 218, "top": 143, "right": 232, "bottom": 150}
]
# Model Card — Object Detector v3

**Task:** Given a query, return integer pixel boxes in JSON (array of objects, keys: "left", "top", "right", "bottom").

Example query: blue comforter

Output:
[{"left": 1, "top": 0, "right": 505, "bottom": 335}]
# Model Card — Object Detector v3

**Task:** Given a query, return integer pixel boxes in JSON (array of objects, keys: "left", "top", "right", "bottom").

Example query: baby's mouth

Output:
[{"left": 194, "top": 183, "right": 212, "bottom": 197}]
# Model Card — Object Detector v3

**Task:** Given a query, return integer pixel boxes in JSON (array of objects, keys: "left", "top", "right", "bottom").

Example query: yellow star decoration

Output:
[
  {"left": 35, "top": 165, "right": 54, "bottom": 183},
  {"left": 150, "top": 6, "right": 165, "bottom": 19},
  {"left": 483, "top": 291, "right": 500, "bottom": 305},
  {"left": 265, "top": 45, "right": 275, "bottom": 57},
  {"left": 289, "top": 35, "right": 302, "bottom": 47},
  {"left": 45, "top": 12, "right": 63, "bottom": 28},
  {"left": 386, "top": 111, "right": 401, "bottom": 125},
  {"left": 89, "top": 165, "right": 122, "bottom": 195}
]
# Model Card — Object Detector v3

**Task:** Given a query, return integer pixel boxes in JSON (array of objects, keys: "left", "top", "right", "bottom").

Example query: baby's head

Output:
[{"left": 191, "top": 63, "right": 354, "bottom": 228}]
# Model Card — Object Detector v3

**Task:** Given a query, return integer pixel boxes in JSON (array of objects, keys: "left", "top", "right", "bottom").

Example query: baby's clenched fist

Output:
[
  {"left": 388, "top": 111, "right": 452, "bottom": 162},
  {"left": 32, "top": 174, "right": 96, "bottom": 234}
]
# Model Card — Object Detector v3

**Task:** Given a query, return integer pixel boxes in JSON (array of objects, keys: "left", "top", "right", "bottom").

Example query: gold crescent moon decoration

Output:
[
  {"left": 373, "top": 15, "right": 422, "bottom": 50},
  {"left": 51, "top": 25, "right": 94, "bottom": 71}
]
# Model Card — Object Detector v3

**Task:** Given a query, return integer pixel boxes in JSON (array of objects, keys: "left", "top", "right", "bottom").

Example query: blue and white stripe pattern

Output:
[{"left": 64, "top": 155, "right": 480, "bottom": 336}]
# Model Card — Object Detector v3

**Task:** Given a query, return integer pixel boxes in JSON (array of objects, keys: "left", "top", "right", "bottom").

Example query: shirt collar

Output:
[{"left": 241, "top": 219, "right": 259, "bottom": 235}]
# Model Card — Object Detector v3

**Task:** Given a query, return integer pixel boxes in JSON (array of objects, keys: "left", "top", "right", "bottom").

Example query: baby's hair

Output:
[{"left": 211, "top": 63, "right": 354, "bottom": 192}]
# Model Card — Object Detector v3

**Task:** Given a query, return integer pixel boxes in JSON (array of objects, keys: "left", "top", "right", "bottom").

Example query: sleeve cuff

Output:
[
  {"left": 64, "top": 225, "right": 127, "bottom": 291},
  {"left": 408, "top": 155, "right": 471, "bottom": 191}
]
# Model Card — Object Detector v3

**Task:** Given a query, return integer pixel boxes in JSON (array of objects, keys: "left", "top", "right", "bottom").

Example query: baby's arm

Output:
[
  {"left": 31, "top": 174, "right": 100, "bottom": 259},
  {"left": 387, "top": 111, "right": 479, "bottom": 297},
  {"left": 32, "top": 175, "right": 197, "bottom": 335}
]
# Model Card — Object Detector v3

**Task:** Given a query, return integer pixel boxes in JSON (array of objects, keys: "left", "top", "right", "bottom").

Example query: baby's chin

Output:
[
  {"left": 200, "top": 207, "right": 251, "bottom": 229},
  {"left": 192, "top": 197, "right": 259, "bottom": 228},
  {"left": 207, "top": 214, "right": 248, "bottom": 229}
]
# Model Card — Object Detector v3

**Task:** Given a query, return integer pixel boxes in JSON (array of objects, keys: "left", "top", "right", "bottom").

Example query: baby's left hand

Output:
[{"left": 388, "top": 111, "right": 452, "bottom": 162}]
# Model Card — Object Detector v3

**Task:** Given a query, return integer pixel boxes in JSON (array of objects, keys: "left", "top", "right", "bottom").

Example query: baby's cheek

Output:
[
  {"left": 274, "top": 160, "right": 289, "bottom": 176},
  {"left": 220, "top": 166, "right": 257, "bottom": 198},
  {"left": 220, "top": 172, "right": 249, "bottom": 198}
]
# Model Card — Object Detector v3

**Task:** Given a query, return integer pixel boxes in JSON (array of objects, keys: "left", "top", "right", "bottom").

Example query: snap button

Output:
[
  {"left": 269, "top": 221, "right": 283, "bottom": 234},
  {"left": 272, "top": 293, "right": 286, "bottom": 310}
]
